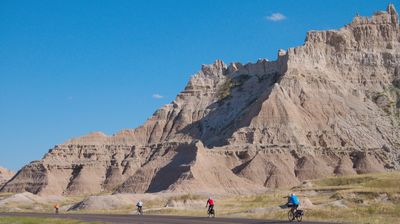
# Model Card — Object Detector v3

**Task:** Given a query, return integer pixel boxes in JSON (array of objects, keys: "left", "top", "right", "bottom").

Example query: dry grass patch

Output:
[{"left": 0, "top": 217, "right": 104, "bottom": 224}]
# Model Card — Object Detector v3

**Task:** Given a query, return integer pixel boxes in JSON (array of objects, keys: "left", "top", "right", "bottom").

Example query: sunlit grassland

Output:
[
  {"left": 145, "top": 172, "right": 400, "bottom": 224},
  {"left": 1, "top": 172, "right": 399, "bottom": 223},
  {"left": 0, "top": 217, "right": 104, "bottom": 224}
]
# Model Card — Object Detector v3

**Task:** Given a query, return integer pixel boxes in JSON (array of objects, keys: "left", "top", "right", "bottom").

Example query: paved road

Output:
[{"left": 0, "top": 212, "right": 338, "bottom": 224}]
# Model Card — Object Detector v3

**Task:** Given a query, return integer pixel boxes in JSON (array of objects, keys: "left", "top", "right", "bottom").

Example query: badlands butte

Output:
[{"left": 1, "top": 4, "right": 400, "bottom": 197}]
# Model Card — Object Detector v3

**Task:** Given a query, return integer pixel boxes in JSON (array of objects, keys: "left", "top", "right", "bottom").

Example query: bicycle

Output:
[
  {"left": 288, "top": 207, "right": 304, "bottom": 222},
  {"left": 137, "top": 206, "right": 143, "bottom": 215},
  {"left": 207, "top": 207, "right": 215, "bottom": 218}
]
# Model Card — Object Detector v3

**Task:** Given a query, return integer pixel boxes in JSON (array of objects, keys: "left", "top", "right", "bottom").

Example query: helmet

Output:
[{"left": 290, "top": 193, "right": 295, "bottom": 196}]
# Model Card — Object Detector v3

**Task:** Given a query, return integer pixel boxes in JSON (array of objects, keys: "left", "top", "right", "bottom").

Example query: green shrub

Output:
[{"left": 218, "top": 77, "right": 233, "bottom": 100}]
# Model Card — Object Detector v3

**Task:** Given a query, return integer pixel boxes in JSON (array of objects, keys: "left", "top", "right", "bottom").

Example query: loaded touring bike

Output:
[{"left": 288, "top": 207, "right": 304, "bottom": 222}]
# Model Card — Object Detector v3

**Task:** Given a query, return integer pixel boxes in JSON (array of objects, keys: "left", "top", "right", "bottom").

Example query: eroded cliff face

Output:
[{"left": 2, "top": 5, "right": 400, "bottom": 196}]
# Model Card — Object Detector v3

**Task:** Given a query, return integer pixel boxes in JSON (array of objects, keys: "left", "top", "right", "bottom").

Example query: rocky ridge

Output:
[{"left": 1, "top": 5, "right": 400, "bottom": 196}]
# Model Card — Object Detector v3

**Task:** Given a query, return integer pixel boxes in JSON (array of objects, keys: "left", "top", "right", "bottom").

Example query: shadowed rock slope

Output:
[{"left": 2, "top": 4, "right": 400, "bottom": 196}]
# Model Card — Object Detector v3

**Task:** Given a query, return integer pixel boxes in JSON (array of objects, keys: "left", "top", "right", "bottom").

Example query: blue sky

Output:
[{"left": 0, "top": 0, "right": 397, "bottom": 171}]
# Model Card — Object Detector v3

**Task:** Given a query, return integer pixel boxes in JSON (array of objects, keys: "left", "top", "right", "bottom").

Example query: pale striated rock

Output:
[
  {"left": 0, "top": 192, "right": 63, "bottom": 212},
  {"left": 0, "top": 167, "right": 14, "bottom": 188},
  {"left": 68, "top": 194, "right": 136, "bottom": 211},
  {"left": 1, "top": 4, "right": 400, "bottom": 196},
  {"left": 234, "top": 152, "right": 300, "bottom": 188}
]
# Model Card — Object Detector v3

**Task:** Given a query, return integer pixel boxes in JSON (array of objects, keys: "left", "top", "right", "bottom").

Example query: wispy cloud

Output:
[
  {"left": 152, "top": 93, "right": 164, "bottom": 99},
  {"left": 266, "top": 13, "right": 286, "bottom": 22}
]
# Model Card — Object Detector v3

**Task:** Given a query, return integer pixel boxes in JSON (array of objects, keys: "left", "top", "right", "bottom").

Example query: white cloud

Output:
[
  {"left": 266, "top": 13, "right": 286, "bottom": 22},
  {"left": 152, "top": 94, "right": 164, "bottom": 99}
]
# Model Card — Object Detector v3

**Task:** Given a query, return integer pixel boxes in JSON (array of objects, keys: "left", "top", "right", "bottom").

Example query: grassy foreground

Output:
[
  {"left": 143, "top": 172, "right": 400, "bottom": 224},
  {"left": 1, "top": 172, "right": 399, "bottom": 224},
  {"left": 0, "top": 217, "right": 103, "bottom": 224}
]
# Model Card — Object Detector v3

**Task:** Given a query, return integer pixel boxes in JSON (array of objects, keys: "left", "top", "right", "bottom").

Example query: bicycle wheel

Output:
[
  {"left": 288, "top": 210, "right": 295, "bottom": 221},
  {"left": 296, "top": 214, "right": 302, "bottom": 222}
]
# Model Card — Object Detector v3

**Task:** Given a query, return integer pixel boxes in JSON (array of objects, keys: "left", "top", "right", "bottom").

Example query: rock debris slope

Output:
[{"left": 2, "top": 5, "right": 400, "bottom": 195}]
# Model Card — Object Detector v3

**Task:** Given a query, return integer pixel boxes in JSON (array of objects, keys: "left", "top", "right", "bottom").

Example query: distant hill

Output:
[{"left": 0, "top": 167, "right": 15, "bottom": 188}]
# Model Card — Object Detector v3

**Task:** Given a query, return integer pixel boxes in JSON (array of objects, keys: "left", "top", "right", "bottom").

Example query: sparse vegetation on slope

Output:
[{"left": 217, "top": 77, "right": 233, "bottom": 100}]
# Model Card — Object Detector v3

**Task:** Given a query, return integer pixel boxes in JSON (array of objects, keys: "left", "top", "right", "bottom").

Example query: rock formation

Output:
[
  {"left": 0, "top": 167, "right": 15, "bottom": 188},
  {"left": 2, "top": 4, "right": 400, "bottom": 196}
]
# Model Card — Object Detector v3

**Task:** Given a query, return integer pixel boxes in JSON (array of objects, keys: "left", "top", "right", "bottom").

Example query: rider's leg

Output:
[
  {"left": 288, "top": 204, "right": 294, "bottom": 212},
  {"left": 289, "top": 206, "right": 296, "bottom": 220}
]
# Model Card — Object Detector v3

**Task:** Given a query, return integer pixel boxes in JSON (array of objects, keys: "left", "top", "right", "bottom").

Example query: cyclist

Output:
[
  {"left": 53, "top": 203, "right": 60, "bottom": 214},
  {"left": 136, "top": 200, "right": 143, "bottom": 215},
  {"left": 205, "top": 197, "right": 214, "bottom": 214},
  {"left": 287, "top": 193, "right": 300, "bottom": 213}
]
